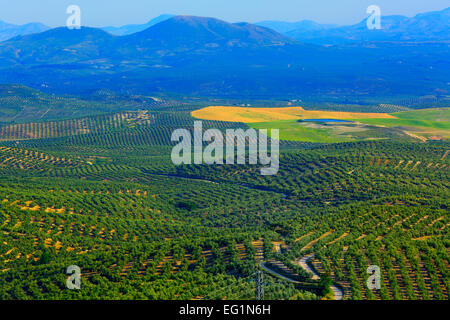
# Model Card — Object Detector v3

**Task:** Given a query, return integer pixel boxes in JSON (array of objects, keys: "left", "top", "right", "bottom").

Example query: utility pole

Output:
[{"left": 256, "top": 270, "right": 264, "bottom": 300}]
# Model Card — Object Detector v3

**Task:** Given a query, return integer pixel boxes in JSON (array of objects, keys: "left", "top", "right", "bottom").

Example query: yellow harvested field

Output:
[
  {"left": 44, "top": 239, "right": 52, "bottom": 247},
  {"left": 412, "top": 236, "right": 432, "bottom": 241},
  {"left": 328, "top": 232, "right": 349, "bottom": 244},
  {"left": 192, "top": 106, "right": 396, "bottom": 123},
  {"left": 294, "top": 231, "right": 314, "bottom": 243},
  {"left": 21, "top": 205, "right": 41, "bottom": 211},
  {"left": 301, "top": 230, "right": 334, "bottom": 251}
]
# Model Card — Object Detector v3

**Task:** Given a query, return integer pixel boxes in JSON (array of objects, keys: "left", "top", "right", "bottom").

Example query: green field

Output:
[
  {"left": 250, "top": 120, "right": 353, "bottom": 143},
  {"left": 355, "top": 108, "right": 450, "bottom": 138},
  {"left": 249, "top": 108, "right": 450, "bottom": 143}
]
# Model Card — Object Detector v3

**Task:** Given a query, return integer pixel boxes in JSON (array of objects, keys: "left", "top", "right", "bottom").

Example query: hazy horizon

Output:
[{"left": 0, "top": 0, "right": 448, "bottom": 27}]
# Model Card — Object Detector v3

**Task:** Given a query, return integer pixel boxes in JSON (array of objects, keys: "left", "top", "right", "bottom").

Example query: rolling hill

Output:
[{"left": 0, "top": 27, "right": 118, "bottom": 67}]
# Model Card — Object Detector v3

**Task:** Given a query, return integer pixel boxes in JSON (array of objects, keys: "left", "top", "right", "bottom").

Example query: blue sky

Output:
[{"left": 0, "top": 0, "right": 448, "bottom": 26}]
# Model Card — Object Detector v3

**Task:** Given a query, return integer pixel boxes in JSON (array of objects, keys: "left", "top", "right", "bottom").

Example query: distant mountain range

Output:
[
  {"left": 0, "top": 16, "right": 295, "bottom": 67},
  {"left": 255, "top": 20, "right": 336, "bottom": 34},
  {"left": 0, "top": 20, "right": 49, "bottom": 42},
  {"left": 1, "top": 7, "right": 448, "bottom": 43},
  {"left": 0, "top": 14, "right": 175, "bottom": 42},
  {"left": 0, "top": 13, "right": 448, "bottom": 100},
  {"left": 260, "top": 7, "right": 450, "bottom": 44}
]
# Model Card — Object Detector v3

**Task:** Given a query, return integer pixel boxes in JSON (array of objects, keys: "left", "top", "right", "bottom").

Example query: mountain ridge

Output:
[
  {"left": 102, "top": 14, "right": 175, "bottom": 36},
  {"left": 256, "top": 20, "right": 337, "bottom": 34},
  {"left": 0, "top": 15, "right": 297, "bottom": 66},
  {"left": 284, "top": 7, "right": 450, "bottom": 44},
  {"left": 124, "top": 15, "right": 296, "bottom": 47},
  {"left": 0, "top": 20, "right": 49, "bottom": 42}
]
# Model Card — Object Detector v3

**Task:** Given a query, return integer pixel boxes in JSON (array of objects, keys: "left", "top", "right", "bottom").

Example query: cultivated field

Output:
[{"left": 192, "top": 106, "right": 449, "bottom": 143}]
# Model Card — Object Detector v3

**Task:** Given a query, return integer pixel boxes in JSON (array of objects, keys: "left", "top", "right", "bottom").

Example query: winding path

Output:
[
  {"left": 259, "top": 262, "right": 301, "bottom": 284},
  {"left": 294, "top": 254, "right": 343, "bottom": 300},
  {"left": 297, "top": 254, "right": 320, "bottom": 280},
  {"left": 260, "top": 257, "right": 343, "bottom": 300}
]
